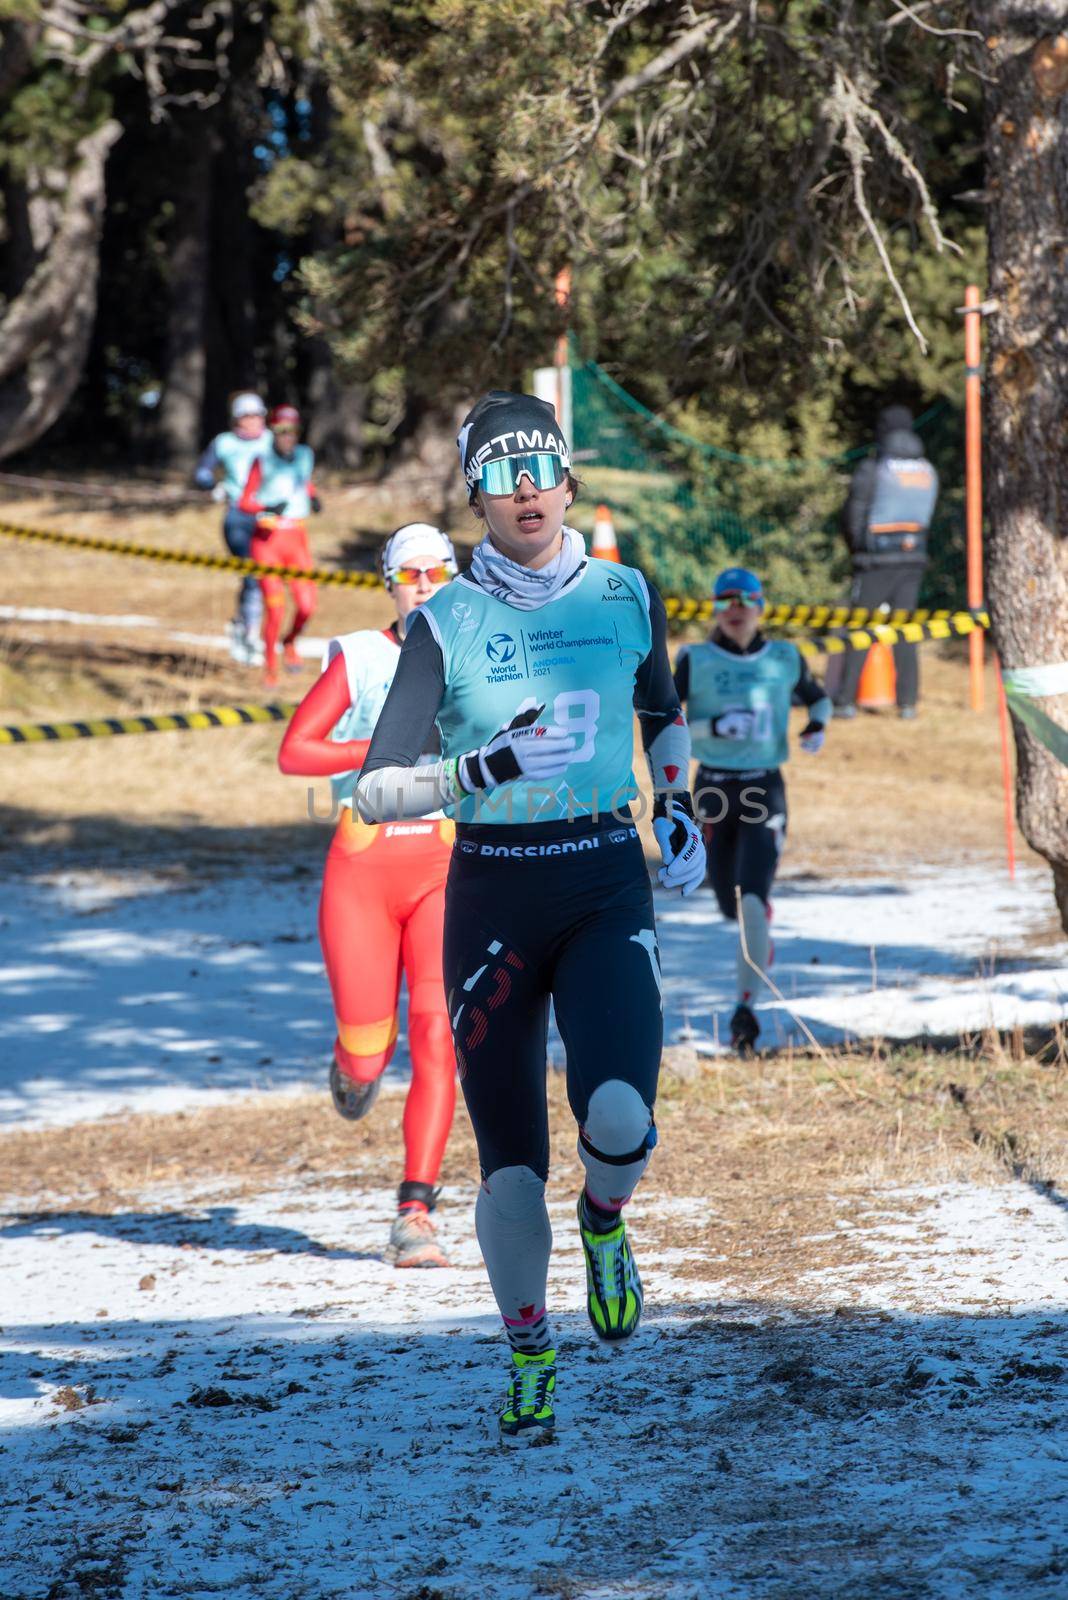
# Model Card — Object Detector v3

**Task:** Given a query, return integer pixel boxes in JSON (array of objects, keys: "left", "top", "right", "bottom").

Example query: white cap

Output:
[
  {"left": 231, "top": 392, "right": 267, "bottom": 420},
  {"left": 382, "top": 523, "right": 457, "bottom": 576}
]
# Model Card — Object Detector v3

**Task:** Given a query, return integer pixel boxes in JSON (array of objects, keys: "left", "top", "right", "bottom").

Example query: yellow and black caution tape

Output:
[
  {"left": 770, "top": 600, "right": 988, "bottom": 631},
  {"left": 663, "top": 592, "right": 989, "bottom": 630},
  {"left": 0, "top": 519, "right": 383, "bottom": 590},
  {"left": 0, "top": 700, "right": 297, "bottom": 746},
  {"left": 793, "top": 614, "right": 987, "bottom": 660},
  {"left": 0, "top": 518, "right": 991, "bottom": 637}
]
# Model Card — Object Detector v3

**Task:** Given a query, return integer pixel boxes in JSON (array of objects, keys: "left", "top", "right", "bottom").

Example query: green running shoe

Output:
[
  {"left": 499, "top": 1349, "right": 556, "bottom": 1445},
  {"left": 577, "top": 1197, "right": 643, "bottom": 1341}
]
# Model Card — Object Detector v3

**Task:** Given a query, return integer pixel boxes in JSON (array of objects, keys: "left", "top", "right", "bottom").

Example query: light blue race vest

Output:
[
  {"left": 680, "top": 637, "right": 808, "bottom": 770},
  {"left": 420, "top": 559, "right": 653, "bottom": 825},
  {"left": 212, "top": 431, "right": 271, "bottom": 504},
  {"left": 254, "top": 443, "right": 315, "bottom": 518},
  {"left": 325, "top": 629, "right": 403, "bottom": 808}
]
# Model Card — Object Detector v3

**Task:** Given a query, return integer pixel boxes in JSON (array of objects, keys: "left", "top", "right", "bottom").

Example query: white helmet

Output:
[
  {"left": 381, "top": 523, "right": 457, "bottom": 586},
  {"left": 230, "top": 391, "right": 267, "bottom": 421}
]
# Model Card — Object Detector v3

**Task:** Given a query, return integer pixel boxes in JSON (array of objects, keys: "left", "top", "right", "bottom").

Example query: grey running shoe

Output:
[
  {"left": 385, "top": 1208, "right": 449, "bottom": 1268},
  {"left": 329, "top": 1060, "right": 382, "bottom": 1122},
  {"left": 227, "top": 619, "right": 250, "bottom": 663}
]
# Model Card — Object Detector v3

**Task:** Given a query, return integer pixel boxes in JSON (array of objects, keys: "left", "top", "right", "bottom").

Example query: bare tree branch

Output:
[
  {"left": 833, "top": 71, "right": 930, "bottom": 352},
  {"left": 597, "top": 10, "right": 742, "bottom": 121},
  {"left": 883, "top": 0, "right": 983, "bottom": 39}
]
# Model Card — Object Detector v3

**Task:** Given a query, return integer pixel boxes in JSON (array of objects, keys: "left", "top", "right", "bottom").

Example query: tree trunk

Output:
[
  {"left": 0, "top": 175, "right": 39, "bottom": 302},
  {"left": 204, "top": 132, "right": 260, "bottom": 421},
  {"left": 305, "top": 337, "right": 366, "bottom": 468},
  {"left": 981, "top": 16, "right": 1068, "bottom": 927},
  {"left": 0, "top": 119, "right": 121, "bottom": 461},
  {"left": 158, "top": 128, "right": 215, "bottom": 465},
  {"left": 383, "top": 397, "right": 469, "bottom": 524}
]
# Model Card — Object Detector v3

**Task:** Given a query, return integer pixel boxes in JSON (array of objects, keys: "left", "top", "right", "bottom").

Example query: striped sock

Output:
[
  {"left": 580, "top": 1187, "right": 622, "bottom": 1235},
  {"left": 502, "top": 1304, "right": 552, "bottom": 1356}
]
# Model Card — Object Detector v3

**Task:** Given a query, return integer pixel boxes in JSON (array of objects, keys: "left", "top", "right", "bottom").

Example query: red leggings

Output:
[
  {"left": 251, "top": 519, "right": 317, "bottom": 679},
  {"left": 319, "top": 810, "right": 456, "bottom": 1187}
]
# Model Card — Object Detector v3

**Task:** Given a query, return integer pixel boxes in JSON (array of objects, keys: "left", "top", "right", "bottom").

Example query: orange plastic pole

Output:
[
  {"left": 964, "top": 283, "right": 985, "bottom": 711},
  {"left": 995, "top": 656, "right": 1016, "bottom": 881},
  {"left": 554, "top": 266, "right": 571, "bottom": 424}
]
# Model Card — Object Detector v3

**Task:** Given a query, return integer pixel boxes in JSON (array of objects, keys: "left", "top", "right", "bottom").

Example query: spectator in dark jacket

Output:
[{"left": 835, "top": 405, "right": 939, "bottom": 719}]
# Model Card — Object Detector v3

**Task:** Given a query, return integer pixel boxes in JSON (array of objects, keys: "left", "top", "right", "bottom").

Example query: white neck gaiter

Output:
[{"left": 469, "top": 525, "right": 587, "bottom": 611}]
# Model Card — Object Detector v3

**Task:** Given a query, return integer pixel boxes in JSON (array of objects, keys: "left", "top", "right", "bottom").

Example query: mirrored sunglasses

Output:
[
  {"left": 388, "top": 562, "right": 456, "bottom": 586},
  {"left": 273, "top": 425, "right": 299, "bottom": 436},
  {"left": 714, "top": 591, "right": 764, "bottom": 610},
  {"left": 478, "top": 452, "right": 567, "bottom": 496}
]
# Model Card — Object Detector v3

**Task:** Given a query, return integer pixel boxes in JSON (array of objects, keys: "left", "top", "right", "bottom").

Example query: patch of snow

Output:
[
  {"left": 0, "top": 601, "right": 330, "bottom": 660},
  {"left": 658, "top": 862, "right": 1068, "bottom": 1049},
  {"left": 1, "top": 861, "right": 1065, "bottom": 1131},
  {"left": 0, "top": 1179, "right": 1065, "bottom": 1598}
]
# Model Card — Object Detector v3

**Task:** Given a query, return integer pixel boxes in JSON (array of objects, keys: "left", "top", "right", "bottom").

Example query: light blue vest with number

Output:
[
  {"left": 420, "top": 558, "right": 653, "bottom": 825},
  {"left": 680, "top": 637, "right": 804, "bottom": 771},
  {"left": 254, "top": 443, "right": 315, "bottom": 518},
  {"left": 213, "top": 431, "right": 271, "bottom": 504},
  {"left": 325, "top": 629, "right": 402, "bottom": 807}
]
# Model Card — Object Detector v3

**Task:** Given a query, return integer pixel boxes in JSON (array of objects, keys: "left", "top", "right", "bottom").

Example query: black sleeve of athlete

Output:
[
  {"left": 794, "top": 653, "right": 828, "bottom": 710},
  {"left": 637, "top": 584, "right": 695, "bottom": 823},
  {"left": 360, "top": 610, "right": 446, "bottom": 774},
  {"left": 634, "top": 584, "right": 682, "bottom": 748}
]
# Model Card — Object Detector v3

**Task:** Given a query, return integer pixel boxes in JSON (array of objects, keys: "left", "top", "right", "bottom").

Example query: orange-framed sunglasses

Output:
[{"left": 387, "top": 562, "right": 456, "bottom": 586}]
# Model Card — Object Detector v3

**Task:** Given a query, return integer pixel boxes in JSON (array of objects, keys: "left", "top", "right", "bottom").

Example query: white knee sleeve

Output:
[
  {"left": 475, "top": 1166, "right": 552, "bottom": 1331},
  {"left": 578, "top": 1079, "right": 655, "bottom": 1209},
  {"left": 737, "top": 892, "right": 770, "bottom": 1003}
]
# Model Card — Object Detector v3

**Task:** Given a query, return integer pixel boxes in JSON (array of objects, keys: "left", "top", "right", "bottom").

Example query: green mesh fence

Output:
[{"left": 569, "top": 357, "right": 964, "bottom": 611}]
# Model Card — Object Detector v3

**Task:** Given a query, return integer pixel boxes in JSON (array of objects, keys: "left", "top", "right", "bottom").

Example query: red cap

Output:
[{"left": 268, "top": 404, "right": 301, "bottom": 429}]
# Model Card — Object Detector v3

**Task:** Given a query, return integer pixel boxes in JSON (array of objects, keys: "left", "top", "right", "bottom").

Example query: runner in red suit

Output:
[
  {"left": 278, "top": 524, "right": 460, "bottom": 1266},
  {"left": 240, "top": 405, "right": 319, "bottom": 685}
]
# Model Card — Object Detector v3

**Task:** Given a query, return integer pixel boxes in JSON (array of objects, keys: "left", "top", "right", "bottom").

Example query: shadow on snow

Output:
[{"left": 1, "top": 1302, "right": 1066, "bottom": 1599}]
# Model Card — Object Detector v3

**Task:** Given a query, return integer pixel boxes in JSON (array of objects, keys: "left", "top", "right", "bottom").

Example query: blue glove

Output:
[{"left": 799, "top": 720, "right": 825, "bottom": 754}]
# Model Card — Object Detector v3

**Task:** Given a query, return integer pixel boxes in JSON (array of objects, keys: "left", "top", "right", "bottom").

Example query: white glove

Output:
[
  {"left": 211, "top": 482, "right": 228, "bottom": 504},
  {"left": 457, "top": 704, "right": 577, "bottom": 794},
  {"left": 653, "top": 798, "right": 706, "bottom": 896},
  {"left": 799, "top": 720, "right": 825, "bottom": 754},
  {"left": 711, "top": 710, "right": 755, "bottom": 741}
]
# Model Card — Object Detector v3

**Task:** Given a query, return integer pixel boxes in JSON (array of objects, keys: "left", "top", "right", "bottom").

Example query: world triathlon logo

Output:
[{"left": 486, "top": 632, "right": 517, "bottom": 663}]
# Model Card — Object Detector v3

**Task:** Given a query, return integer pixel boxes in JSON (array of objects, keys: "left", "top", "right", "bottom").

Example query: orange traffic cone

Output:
[
  {"left": 592, "top": 504, "right": 621, "bottom": 562},
  {"left": 857, "top": 641, "right": 896, "bottom": 709}
]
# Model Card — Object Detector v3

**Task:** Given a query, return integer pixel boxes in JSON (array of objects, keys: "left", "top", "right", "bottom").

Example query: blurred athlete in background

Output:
[
  {"left": 674, "top": 567, "right": 831, "bottom": 1054},
  {"left": 836, "top": 404, "right": 939, "bottom": 719},
  {"left": 278, "top": 525, "right": 459, "bottom": 1267},
  {"left": 239, "top": 404, "right": 320, "bottom": 686},
  {"left": 193, "top": 392, "right": 271, "bottom": 665}
]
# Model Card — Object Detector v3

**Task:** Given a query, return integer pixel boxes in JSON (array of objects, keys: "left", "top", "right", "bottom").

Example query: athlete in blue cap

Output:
[
  {"left": 354, "top": 389, "right": 705, "bottom": 1443},
  {"left": 674, "top": 567, "right": 832, "bottom": 1052}
]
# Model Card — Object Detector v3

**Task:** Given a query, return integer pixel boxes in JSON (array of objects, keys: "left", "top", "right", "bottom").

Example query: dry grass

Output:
[{"left": 4, "top": 1043, "right": 1065, "bottom": 1296}]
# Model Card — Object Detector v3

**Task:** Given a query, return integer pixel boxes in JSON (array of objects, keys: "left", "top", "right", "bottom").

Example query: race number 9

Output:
[{"left": 553, "top": 689, "right": 600, "bottom": 763}]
